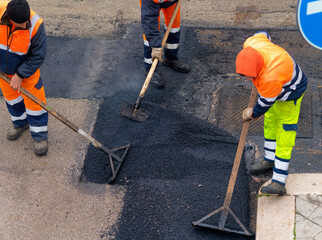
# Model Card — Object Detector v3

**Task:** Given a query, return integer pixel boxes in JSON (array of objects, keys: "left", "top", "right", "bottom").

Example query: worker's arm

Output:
[
  {"left": 16, "top": 23, "right": 47, "bottom": 79},
  {"left": 252, "top": 95, "right": 277, "bottom": 118},
  {"left": 252, "top": 81, "right": 282, "bottom": 118},
  {"left": 141, "top": 0, "right": 162, "bottom": 48},
  {"left": 242, "top": 93, "right": 278, "bottom": 122}
]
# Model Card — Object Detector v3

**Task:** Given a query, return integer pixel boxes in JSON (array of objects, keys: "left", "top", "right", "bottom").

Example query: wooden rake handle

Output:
[
  {"left": 225, "top": 85, "right": 257, "bottom": 202},
  {"left": 0, "top": 70, "right": 125, "bottom": 157},
  {"left": 218, "top": 85, "right": 257, "bottom": 228},
  {"left": 0, "top": 71, "right": 79, "bottom": 132},
  {"left": 134, "top": 0, "right": 182, "bottom": 109}
]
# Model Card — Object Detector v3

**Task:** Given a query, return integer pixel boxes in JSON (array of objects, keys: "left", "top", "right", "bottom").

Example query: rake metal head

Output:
[
  {"left": 192, "top": 222, "right": 253, "bottom": 236},
  {"left": 106, "top": 143, "right": 131, "bottom": 184},
  {"left": 121, "top": 101, "right": 149, "bottom": 122}
]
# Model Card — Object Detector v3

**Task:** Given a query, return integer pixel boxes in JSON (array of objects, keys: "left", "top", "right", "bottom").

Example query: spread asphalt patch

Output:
[
  {"left": 5, "top": 25, "right": 318, "bottom": 239},
  {"left": 81, "top": 92, "right": 253, "bottom": 240},
  {"left": 1, "top": 22, "right": 321, "bottom": 239}
]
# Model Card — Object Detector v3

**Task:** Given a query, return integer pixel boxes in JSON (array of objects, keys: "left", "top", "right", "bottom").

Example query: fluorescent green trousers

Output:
[{"left": 264, "top": 95, "right": 304, "bottom": 185}]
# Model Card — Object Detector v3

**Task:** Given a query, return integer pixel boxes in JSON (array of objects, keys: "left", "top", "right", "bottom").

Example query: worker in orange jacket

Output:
[
  {"left": 0, "top": 0, "right": 48, "bottom": 155},
  {"left": 140, "top": 0, "right": 190, "bottom": 89},
  {"left": 236, "top": 32, "right": 308, "bottom": 195}
]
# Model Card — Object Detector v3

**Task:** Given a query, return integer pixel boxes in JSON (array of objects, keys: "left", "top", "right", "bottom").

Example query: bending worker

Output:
[
  {"left": 140, "top": 0, "right": 190, "bottom": 89},
  {"left": 0, "top": 0, "right": 48, "bottom": 156},
  {"left": 236, "top": 32, "right": 308, "bottom": 195}
]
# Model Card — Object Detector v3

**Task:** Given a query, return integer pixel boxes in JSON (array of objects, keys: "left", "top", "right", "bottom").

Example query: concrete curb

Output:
[{"left": 256, "top": 173, "right": 322, "bottom": 240}]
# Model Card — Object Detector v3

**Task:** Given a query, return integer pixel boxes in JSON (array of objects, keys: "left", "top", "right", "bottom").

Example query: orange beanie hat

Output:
[{"left": 236, "top": 46, "right": 264, "bottom": 78}]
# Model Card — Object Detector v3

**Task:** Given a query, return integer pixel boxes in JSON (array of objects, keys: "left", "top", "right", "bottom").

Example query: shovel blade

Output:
[{"left": 121, "top": 101, "right": 149, "bottom": 122}]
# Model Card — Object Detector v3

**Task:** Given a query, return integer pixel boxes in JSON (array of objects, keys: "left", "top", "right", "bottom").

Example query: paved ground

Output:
[
  {"left": 27, "top": 0, "right": 299, "bottom": 38},
  {"left": 0, "top": 98, "right": 127, "bottom": 239},
  {"left": 256, "top": 174, "right": 322, "bottom": 240},
  {"left": 0, "top": 0, "right": 321, "bottom": 239}
]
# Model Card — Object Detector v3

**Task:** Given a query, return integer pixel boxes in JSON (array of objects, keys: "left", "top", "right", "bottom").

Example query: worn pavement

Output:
[{"left": 0, "top": 0, "right": 321, "bottom": 239}]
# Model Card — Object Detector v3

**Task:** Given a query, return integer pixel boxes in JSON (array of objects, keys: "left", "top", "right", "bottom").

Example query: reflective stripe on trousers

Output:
[
  {"left": 0, "top": 77, "right": 48, "bottom": 141},
  {"left": 143, "top": 30, "right": 180, "bottom": 72},
  {"left": 142, "top": 2, "right": 180, "bottom": 72},
  {"left": 264, "top": 94, "right": 304, "bottom": 185}
]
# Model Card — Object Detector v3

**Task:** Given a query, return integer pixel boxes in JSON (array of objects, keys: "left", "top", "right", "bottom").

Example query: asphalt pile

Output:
[{"left": 82, "top": 92, "right": 253, "bottom": 240}]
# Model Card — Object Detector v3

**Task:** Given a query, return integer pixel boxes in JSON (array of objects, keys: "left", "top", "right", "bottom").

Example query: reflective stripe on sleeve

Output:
[
  {"left": 258, "top": 98, "right": 271, "bottom": 107},
  {"left": 290, "top": 68, "right": 303, "bottom": 91},
  {"left": 29, "top": 14, "right": 41, "bottom": 39},
  {"left": 258, "top": 93, "right": 277, "bottom": 107},
  {"left": 279, "top": 91, "right": 292, "bottom": 101},
  {"left": 280, "top": 60, "right": 304, "bottom": 101},
  {"left": 144, "top": 39, "right": 150, "bottom": 47}
]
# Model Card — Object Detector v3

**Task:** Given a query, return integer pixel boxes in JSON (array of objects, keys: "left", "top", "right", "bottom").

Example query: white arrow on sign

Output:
[{"left": 307, "top": 0, "right": 322, "bottom": 15}]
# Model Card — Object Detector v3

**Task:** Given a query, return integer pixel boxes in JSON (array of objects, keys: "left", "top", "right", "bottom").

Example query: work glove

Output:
[
  {"left": 151, "top": 47, "right": 163, "bottom": 62},
  {"left": 242, "top": 107, "right": 254, "bottom": 122}
]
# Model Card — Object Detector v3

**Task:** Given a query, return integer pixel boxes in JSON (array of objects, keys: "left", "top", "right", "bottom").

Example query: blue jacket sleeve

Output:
[
  {"left": 141, "top": 0, "right": 162, "bottom": 48},
  {"left": 252, "top": 94, "right": 277, "bottom": 118},
  {"left": 17, "top": 22, "right": 47, "bottom": 78}
]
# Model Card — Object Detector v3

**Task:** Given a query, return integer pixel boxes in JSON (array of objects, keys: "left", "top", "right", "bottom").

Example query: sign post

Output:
[{"left": 297, "top": 0, "right": 322, "bottom": 50}]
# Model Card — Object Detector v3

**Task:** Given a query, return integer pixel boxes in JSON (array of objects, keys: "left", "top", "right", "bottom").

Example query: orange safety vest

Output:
[
  {"left": 0, "top": 1, "right": 43, "bottom": 85},
  {"left": 243, "top": 34, "right": 294, "bottom": 98}
]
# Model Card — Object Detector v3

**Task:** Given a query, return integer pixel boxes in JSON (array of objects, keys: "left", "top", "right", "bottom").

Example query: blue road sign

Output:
[{"left": 297, "top": 0, "right": 322, "bottom": 50}]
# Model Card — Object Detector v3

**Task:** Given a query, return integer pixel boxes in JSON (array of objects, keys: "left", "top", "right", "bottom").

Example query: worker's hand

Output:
[
  {"left": 242, "top": 107, "right": 254, "bottom": 122},
  {"left": 10, "top": 73, "right": 23, "bottom": 93},
  {"left": 151, "top": 47, "right": 163, "bottom": 62}
]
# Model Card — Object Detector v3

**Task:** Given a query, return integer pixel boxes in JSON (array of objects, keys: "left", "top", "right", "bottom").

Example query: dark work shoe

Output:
[
  {"left": 7, "top": 124, "right": 29, "bottom": 141},
  {"left": 261, "top": 182, "right": 287, "bottom": 195},
  {"left": 146, "top": 71, "right": 165, "bottom": 89},
  {"left": 163, "top": 58, "right": 190, "bottom": 73},
  {"left": 250, "top": 159, "right": 274, "bottom": 175},
  {"left": 34, "top": 140, "right": 48, "bottom": 156}
]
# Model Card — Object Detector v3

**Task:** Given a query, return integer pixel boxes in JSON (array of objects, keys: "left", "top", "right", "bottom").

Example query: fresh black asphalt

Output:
[
  {"left": 81, "top": 94, "right": 251, "bottom": 239},
  {"left": 2, "top": 23, "right": 321, "bottom": 239}
]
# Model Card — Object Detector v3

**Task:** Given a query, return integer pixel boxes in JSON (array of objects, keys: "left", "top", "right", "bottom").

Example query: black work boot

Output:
[
  {"left": 146, "top": 71, "right": 165, "bottom": 89},
  {"left": 250, "top": 159, "right": 274, "bottom": 175},
  {"left": 261, "top": 182, "right": 287, "bottom": 195},
  {"left": 7, "top": 124, "right": 29, "bottom": 141},
  {"left": 34, "top": 140, "right": 48, "bottom": 156},
  {"left": 163, "top": 58, "right": 190, "bottom": 73}
]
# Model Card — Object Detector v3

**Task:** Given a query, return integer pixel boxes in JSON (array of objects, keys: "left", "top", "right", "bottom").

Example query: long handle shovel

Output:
[
  {"left": 0, "top": 71, "right": 130, "bottom": 184},
  {"left": 121, "top": 0, "right": 182, "bottom": 122},
  {"left": 192, "top": 85, "right": 257, "bottom": 236}
]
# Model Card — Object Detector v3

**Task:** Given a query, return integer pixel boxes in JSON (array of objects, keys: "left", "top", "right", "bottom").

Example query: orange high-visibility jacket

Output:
[
  {"left": 240, "top": 33, "right": 307, "bottom": 118},
  {"left": 0, "top": 1, "right": 45, "bottom": 85},
  {"left": 244, "top": 34, "right": 293, "bottom": 98}
]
